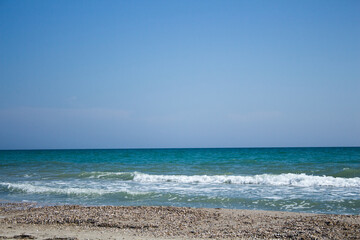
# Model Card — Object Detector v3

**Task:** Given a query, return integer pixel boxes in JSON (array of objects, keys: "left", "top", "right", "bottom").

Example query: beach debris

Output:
[
  {"left": 44, "top": 238, "right": 78, "bottom": 240},
  {"left": 13, "top": 234, "right": 35, "bottom": 239}
]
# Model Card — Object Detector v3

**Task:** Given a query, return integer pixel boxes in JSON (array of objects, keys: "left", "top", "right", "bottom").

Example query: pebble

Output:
[{"left": 0, "top": 203, "right": 359, "bottom": 239}]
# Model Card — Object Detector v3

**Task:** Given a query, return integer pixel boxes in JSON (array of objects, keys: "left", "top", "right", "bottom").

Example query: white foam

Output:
[
  {"left": 0, "top": 182, "right": 111, "bottom": 195},
  {"left": 2, "top": 173, "right": 359, "bottom": 198},
  {"left": 132, "top": 172, "right": 360, "bottom": 188},
  {"left": 80, "top": 171, "right": 134, "bottom": 179}
]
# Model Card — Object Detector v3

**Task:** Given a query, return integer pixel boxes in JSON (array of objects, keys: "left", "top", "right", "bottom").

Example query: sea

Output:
[{"left": 0, "top": 147, "right": 359, "bottom": 215}]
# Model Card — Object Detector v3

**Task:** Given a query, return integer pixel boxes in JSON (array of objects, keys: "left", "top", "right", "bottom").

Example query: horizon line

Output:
[{"left": 0, "top": 145, "right": 359, "bottom": 151}]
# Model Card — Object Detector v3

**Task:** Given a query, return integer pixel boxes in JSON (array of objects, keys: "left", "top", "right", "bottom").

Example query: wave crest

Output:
[
  {"left": 0, "top": 182, "right": 148, "bottom": 196},
  {"left": 70, "top": 171, "right": 360, "bottom": 187},
  {"left": 0, "top": 182, "right": 110, "bottom": 195},
  {"left": 79, "top": 171, "right": 134, "bottom": 180},
  {"left": 132, "top": 173, "right": 360, "bottom": 187}
]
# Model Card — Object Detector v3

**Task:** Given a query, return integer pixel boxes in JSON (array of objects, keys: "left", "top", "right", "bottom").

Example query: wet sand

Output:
[{"left": 1, "top": 203, "right": 359, "bottom": 239}]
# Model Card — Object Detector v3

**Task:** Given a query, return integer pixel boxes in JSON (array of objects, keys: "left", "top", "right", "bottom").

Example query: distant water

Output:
[{"left": 1, "top": 148, "right": 359, "bottom": 215}]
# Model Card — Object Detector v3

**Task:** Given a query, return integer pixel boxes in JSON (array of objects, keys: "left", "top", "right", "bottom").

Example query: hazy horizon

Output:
[{"left": 1, "top": 146, "right": 359, "bottom": 151}]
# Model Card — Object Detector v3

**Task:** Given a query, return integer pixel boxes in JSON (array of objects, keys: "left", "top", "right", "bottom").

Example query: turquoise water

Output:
[{"left": 0, "top": 147, "right": 359, "bottom": 214}]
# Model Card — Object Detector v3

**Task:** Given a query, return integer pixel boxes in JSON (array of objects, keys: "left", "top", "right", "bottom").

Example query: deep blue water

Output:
[{"left": 0, "top": 147, "right": 359, "bottom": 214}]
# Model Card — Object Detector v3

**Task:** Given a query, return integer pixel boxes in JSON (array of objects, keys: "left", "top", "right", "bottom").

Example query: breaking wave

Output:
[
  {"left": 73, "top": 171, "right": 360, "bottom": 188},
  {"left": 0, "top": 182, "right": 111, "bottom": 195},
  {"left": 1, "top": 173, "right": 359, "bottom": 197},
  {"left": 132, "top": 172, "right": 360, "bottom": 187},
  {"left": 0, "top": 182, "right": 146, "bottom": 196}
]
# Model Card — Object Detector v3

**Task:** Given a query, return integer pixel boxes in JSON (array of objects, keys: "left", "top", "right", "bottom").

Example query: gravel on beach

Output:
[{"left": 1, "top": 203, "right": 359, "bottom": 239}]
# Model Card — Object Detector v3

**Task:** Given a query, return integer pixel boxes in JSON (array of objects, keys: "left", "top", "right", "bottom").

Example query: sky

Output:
[{"left": 0, "top": 0, "right": 359, "bottom": 149}]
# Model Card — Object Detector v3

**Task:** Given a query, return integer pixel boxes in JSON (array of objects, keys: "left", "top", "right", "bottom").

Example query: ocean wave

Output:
[
  {"left": 73, "top": 171, "right": 360, "bottom": 187},
  {"left": 0, "top": 182, "right": 146, "bottom": 196},
  {"left": 0, "top": 182, "right": 110, "bottom": 195},
  {"left": 11, "top": 172, "right": 360, "bottom": 188},
  {"left": 132, "top": 172, "right": 360, "bottom": 187},
  {"left": 78, "top": 171, "right": 134, "bottom": 180}
]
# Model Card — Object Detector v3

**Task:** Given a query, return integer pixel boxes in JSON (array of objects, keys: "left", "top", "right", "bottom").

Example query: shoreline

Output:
[{"left": 1, "top": 203, "right": 359, "bottom": 239}]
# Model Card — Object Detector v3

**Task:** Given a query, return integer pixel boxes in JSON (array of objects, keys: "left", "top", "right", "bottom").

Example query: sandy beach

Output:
[{"left": 0, "top": 203, "right": 359, "bottom": 239}]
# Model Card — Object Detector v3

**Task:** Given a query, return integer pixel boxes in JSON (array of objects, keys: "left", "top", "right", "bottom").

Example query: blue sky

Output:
[{"left": 0, "top": 0, "right": 359, "bottom": 149}]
